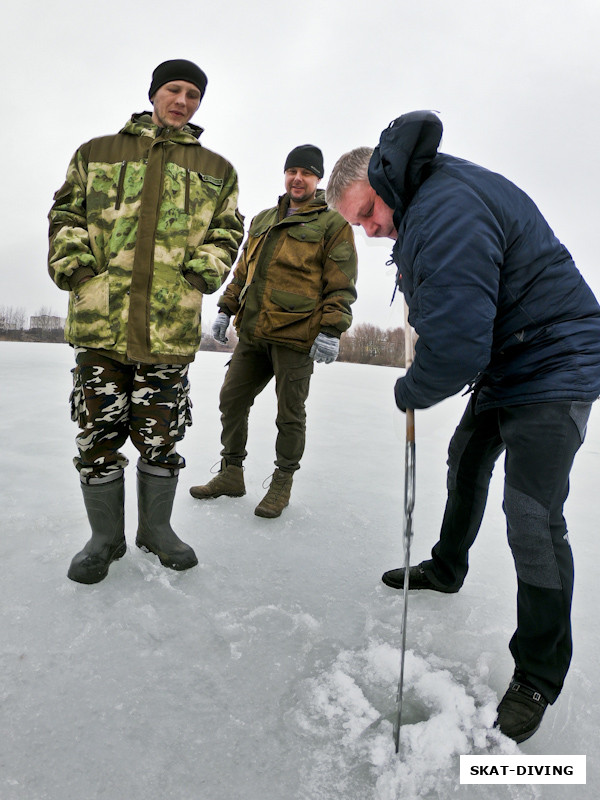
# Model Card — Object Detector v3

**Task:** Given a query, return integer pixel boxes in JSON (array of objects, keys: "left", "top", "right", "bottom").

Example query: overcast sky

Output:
[{"left": 2, "top": 0, "right": 599, "bottom": 329}]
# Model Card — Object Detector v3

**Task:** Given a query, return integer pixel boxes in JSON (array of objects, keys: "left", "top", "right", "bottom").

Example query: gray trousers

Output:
[
  {"left": 428, "top": 396, "right": 592, "bottom": 702},
  {"left": 218, "top": 339, "right": 314, "bottom": 472}
]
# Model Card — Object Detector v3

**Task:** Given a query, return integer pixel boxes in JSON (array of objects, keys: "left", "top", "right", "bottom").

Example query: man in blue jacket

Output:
[{"left": 327, "top": 111, "right": 600, "bottom": 744}]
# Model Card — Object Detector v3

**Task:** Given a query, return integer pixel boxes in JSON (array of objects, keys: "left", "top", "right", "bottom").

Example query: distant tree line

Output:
[
  {"left": 339, "top": 323, "right": 406, "bottom": 367},
  {"left": 205, "top": 320, "right": 407, "bottom": 367},
  {"left": 0, "top": 305, "right": 27, "bottom": 332},
  {"left": 1, "top": 306, "right": 406, "bottom": 367}
]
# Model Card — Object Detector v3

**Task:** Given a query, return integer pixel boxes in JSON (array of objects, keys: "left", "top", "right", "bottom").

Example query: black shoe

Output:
[
  {"left": 381, "top": 561, "right": 460, "bottom": 593},
  {"left": 495, "top": 676, "right": 548, "bottom": 743}
]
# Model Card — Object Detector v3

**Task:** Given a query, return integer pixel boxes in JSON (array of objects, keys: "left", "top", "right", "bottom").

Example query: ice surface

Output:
[{"left": 1, "top": 342, "right": 598, "bottom": 799}]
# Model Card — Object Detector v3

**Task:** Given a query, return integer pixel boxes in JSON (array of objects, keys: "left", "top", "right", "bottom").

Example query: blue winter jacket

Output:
[{"left": 368, "top": 111, "right": 600, "bottom": 412}]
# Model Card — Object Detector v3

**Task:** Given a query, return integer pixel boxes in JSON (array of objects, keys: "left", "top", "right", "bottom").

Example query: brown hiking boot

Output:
[
  {"left": 189, "top": 460, "right": 245, "bottom": 499},
  {"left": 254, "top": 469, "right": 293, "bottom": 518}
]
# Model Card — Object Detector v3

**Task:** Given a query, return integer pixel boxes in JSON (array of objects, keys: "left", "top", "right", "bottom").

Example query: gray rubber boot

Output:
[
  {"left": 68, "top": 476, "right": 127, "bottom": 584},
  {"left": 136, "top": 468, "right": 198, "bottom": 571}
]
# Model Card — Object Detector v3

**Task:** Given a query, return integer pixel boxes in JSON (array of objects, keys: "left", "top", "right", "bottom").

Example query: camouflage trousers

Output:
[{"left": 70, "top": 348, "right": 192, "bottom": 483}]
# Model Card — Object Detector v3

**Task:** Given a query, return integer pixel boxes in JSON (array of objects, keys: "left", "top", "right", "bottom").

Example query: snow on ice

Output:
[{"left": 1, "top": 342, "right": 599, "bottom": 799}]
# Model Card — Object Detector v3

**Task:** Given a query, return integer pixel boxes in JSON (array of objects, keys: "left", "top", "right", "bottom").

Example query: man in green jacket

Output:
[
  {"left": 48, "top": 59, "right": 244, "bottom": 584},
  {"left": 190, "top": 145, "right": 358, "bottom": 517}
]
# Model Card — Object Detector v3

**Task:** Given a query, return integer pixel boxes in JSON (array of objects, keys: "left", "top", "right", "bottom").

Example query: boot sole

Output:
[
  {"left": 254, "top": 502, "right": 288, "bottom": 518},
  {"left": 494, "top": 712, "right": 544, "bottom": 744},
  {"left": 136, "top": 540, "right": 198, "bottom": 571},
  {"left": 508, "top": 721, "right": 543, "bottom": 744},
  {"left": 189, "top": 489, "right": 246, "bottom": 500},
  {"left": 67, "top": 541, "right": 127, "bottom": 585},
  {"left": 254, "top": 508, "right": 283, "bottom": 518},
  {"left": 381, "top": 571, "right": 460, "bottom": 593}
]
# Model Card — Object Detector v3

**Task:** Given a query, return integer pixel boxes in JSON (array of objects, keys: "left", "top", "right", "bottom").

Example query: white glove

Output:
[
  {"left": 212, "top": 312, "right": 231, "bottom": 343},
  {"left": 309, "top": 332, "right": 339, "bottom": 364}
]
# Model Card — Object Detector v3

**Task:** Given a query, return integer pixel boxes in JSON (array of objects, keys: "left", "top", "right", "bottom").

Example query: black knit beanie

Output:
[
  {"left": 284, "top": 145, "right": 324, "bottom": 178},
  {"left": 148, "top": 59, "right": 208, "bottom": 100}
]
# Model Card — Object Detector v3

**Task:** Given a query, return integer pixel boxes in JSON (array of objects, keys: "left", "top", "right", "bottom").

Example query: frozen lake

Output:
[{"left": 1, "top": 342, "right": 598, "bottom": 799}]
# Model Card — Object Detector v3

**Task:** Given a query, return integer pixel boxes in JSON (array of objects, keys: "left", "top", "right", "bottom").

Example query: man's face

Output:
[
  {"left": 151, "top": 80, "right": 202, "bottom": 130},
  {"left": 284, "top": 168, "right": 320, "bottom": 208},
  {"left": 336, "top": 180, "right": 397, "bottom": 240}
]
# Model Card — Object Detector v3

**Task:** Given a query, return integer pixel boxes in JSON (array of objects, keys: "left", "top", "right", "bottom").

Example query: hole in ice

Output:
[
  {"left": 393, "top": 696, "right": 431, "bottom": 727},
  {"left": 367, "top": 695, "right": 431, "bottom": 732}
]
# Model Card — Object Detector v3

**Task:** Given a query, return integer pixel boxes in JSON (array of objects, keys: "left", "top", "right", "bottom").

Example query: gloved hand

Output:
[
  {"left": 394, "top": 377, "right": 410, "bottom": 413},
  {"left": 309, "top": 332, "right": 339, "bottom": 364},
  {"left": 212, "top": 312, "right": 231, "bottom": 344}
]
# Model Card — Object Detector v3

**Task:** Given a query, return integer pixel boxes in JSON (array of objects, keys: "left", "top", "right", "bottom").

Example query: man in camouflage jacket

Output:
[
  {"left": 48, "top": 59, "right": 244, "bottom": 584},
  {"left": 190, "top": 145, "right": 357, "bottom": 518}
]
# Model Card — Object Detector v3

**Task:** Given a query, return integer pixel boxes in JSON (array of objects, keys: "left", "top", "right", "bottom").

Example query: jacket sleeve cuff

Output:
[
  {"left": 320, "top": 326, "right": 341, "bottom": 339},
  {"left": 394, "top": 378, "right": 407, "bottom": 413},
  {"left": 183, "top": 270, "right": 209, "bottom": 294},
  {"left": 184, "top": 271, "right": 209, "bottom": 293},
  {"left": 218, "top": 298, "right": 238, "bottom": 316}
]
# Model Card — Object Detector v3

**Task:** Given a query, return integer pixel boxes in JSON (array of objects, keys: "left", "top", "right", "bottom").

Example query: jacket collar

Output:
[
  {"left": 277, "top": 188, "right": 328, "bottom": 221},
  {"left": 122, "top": 112, "right": 204, "bottom": 143}
]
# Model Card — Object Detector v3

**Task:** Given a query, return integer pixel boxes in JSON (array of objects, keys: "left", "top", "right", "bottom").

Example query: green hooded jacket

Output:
[
  {"left": 218, "top": 191, "right": 357, "bottom": 352},
  {"left": 48, "top": 113, "right": 244, "bottom": 364}
]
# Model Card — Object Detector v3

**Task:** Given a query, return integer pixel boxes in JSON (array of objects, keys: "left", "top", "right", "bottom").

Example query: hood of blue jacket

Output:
[{"left": 368, "top": 110, "right": 443, "bottom": 229}]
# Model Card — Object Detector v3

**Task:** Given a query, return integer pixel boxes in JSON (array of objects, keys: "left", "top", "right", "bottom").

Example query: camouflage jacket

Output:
[
  {"left": 218, "top": 191, "right": 357, "bottom": 352},
  {"left": 48, "top": 113, "right": 244, "bottom": 364}
]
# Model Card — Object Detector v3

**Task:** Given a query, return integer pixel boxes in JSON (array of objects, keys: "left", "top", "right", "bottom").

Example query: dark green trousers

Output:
[{"left": 219, "top": 340, "right": 314, "bottom": 472}]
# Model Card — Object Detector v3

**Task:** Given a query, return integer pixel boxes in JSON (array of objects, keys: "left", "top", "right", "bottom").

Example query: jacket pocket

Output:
[
  {"left": 149, "top": 272, "right": 202, "bottom": 355},
  {"left": 187, "top": 171, "right": 224, "bottom": 215},
  {"left": 286, "top": 224, "right": 323, "bottom": 244},
  {"left": 279, "top": 225, "right": 323, "bottom": 275},
  {"left": 115, "top": 161, "right": 127, "bottom": 210},
  {"left": 65, "top": 271, "right": 114, "bottom": 347},
  {"left": 263, "top": 289, "right": 318, "bottom": 343}
]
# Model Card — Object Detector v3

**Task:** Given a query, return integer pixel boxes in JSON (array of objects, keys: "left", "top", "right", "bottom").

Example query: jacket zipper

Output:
[
  {"left": 185, "top": 169, "right": 191, "bottom": 214},
  {"left": 115, "top": 161, "right": 127, "bottom": 210}
]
